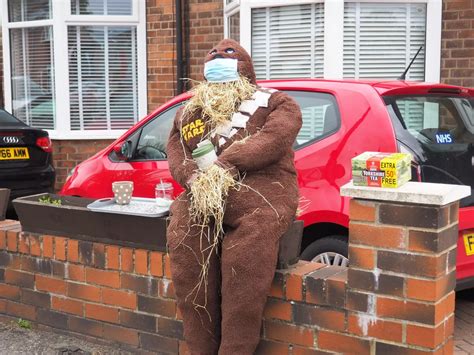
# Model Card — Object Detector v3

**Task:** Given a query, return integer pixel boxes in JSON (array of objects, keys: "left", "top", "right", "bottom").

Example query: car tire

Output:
[{"left": 300, "top": 235, "right": 349, "bottom": 266}]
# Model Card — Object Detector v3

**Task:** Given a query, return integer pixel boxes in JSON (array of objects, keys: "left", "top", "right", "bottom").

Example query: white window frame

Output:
[
  {"left": 225, "top": 0, "right": 441, "bottom": 83},
  {"left": 66, "top": 0, "right": 139, "bottom": 22},
  {"left": 1, "top": 0, "right": 147, "bottom": 140}
]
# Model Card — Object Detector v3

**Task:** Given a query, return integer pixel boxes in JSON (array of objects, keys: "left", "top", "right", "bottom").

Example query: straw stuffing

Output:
[
  {"left": 189, "top": 164, "right": 236, "bottom": 227},
  {"left": 183, "top": 75, "right": 256, "bottom": 129}
]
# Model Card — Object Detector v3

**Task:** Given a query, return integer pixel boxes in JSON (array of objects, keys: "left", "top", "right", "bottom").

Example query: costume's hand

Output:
[{"left": 185, "top": 172, "right": 198, "bottom": 189}]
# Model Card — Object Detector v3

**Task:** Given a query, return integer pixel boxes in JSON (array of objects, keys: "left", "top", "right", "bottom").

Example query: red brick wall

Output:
[
  {"left": 146, "top": 0, "right": 176, "bottom": 111},
  {"left": 0, "top": 221, "right": 181, "bottom": 352},
  {"left": 441, "top": 0, "right": 474, "bottom": 87},
  {"left": 187, "top": 0, "right": 224, "bottom": 83},
  {"left": 52, "top": 140, "right": 114, "bottom": 191},
  {"left": 0, "top": 191, "right": 458, "bottom": 353},
  {"left": 146, "top": 0, "right": 223, "bottom": 112}
]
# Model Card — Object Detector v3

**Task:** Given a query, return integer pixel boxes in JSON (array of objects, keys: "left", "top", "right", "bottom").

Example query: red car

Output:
[{"left": 61, "top": 79, "right": 474, "bottom": 290}]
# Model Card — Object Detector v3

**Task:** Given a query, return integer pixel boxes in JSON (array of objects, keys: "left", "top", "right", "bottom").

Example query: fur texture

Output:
[{"left": 166, "top": 39, "right": 302, "bottom": 354}]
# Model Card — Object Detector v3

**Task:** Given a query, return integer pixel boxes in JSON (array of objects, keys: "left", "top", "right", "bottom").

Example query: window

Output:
[
  {"left": 228, "top": 12, "right": 240, "bottom": 42},
  {"left": 71, "top": 0, "right": 132, "bottom": 16},
  {"left": 133, "top": 103, "right": 184, "bottom": 161},
  {"left": 386, "top": 96, "right": 474, "bottom": 144},
  {"left": 343, "top": 3, "right": 426, "bottom": 80},
  {"left": 9, "top": 0, "right": 51, "bottom": 22},
  {"left": 67, "top": 0, "right": 140, "bottom": 132},
  {"left": 251, "top": 4, "right": 324, "bottom": 80},
  {"left": 8, "top": 0, "right": 55, "bottom": 130},
  {"left": 68, "top": 26, "right": 138, "bottom": 130},
  {"left": 461, "top": 99, "right": 474, "bottom": 127},
  {"left": 2, "top": 0, "right": 146, "bottom": 139},
  {"left": 286, "top": 91, "right": 340, "bottom": 147},
  {"left": 226, "top": 1, "right": 440, "bottom": 82}
]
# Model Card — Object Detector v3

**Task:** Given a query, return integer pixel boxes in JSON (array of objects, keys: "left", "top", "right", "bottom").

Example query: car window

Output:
[
  {"left": 284, "top": 91, "right": 341, "bottom": 148},
  {"left": 0, "top": 108, "right": 27, "bottom": 127},
  {"left": 385, "top": 96, "right": 474, "bottom": 145},
  {"left": 132, "top": 103, "right": 184, "bottom": 161},
  {"left": 460, "top": 98, "right": 474, "bottom": 128}
]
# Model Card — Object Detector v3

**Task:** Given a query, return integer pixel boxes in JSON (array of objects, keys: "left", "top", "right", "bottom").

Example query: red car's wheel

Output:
[{"left": 300, "top": 235, "right": 349, "bottom": 267}]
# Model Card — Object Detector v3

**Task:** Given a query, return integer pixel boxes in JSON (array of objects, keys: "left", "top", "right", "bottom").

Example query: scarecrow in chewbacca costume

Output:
[{"left": 166, "top": 39, "right": 302, "bottom": 354}]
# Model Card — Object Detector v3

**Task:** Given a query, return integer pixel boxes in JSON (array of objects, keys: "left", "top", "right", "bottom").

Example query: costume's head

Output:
[
  {"left": 183, "top": 39, "right": 257, "bottom": 127},
  {"left": 204, "top": 39, "right": 257, "bottom": 85}
]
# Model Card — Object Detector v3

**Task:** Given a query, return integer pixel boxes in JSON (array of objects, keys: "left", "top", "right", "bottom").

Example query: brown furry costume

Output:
[{"left": 166, "top": 39, "right": 302, "bottom": 354}]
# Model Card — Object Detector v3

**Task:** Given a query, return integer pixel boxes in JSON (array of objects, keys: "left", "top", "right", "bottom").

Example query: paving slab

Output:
[
  {"left": 455, "top": 289, "right": 474, "bottom": 355},
  {"left": 0, "top": 315, "right": 136, "bottom": 354}
]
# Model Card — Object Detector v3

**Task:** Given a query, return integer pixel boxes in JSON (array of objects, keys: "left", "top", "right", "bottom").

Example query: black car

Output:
[{"left": 0, "top": 108, "right": 55, "bottom": 212}]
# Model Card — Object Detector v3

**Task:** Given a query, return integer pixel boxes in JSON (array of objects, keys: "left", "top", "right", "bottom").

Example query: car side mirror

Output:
[{"left": 113, "top": 141, "right": 133, "bottom": 161}]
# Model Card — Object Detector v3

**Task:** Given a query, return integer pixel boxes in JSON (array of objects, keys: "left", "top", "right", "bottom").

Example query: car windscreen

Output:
[
  {"left": 0, "top": 108, "right": 27, "bottom": 127},
  {"left": 459, "top": 97, "right": 474, "bottom": 128},
  {"left": 384, "top": 95, "right": 474, "bottom": 146},
  {"left": 385, "top": 95, "right": 474, "bottom": 207}
]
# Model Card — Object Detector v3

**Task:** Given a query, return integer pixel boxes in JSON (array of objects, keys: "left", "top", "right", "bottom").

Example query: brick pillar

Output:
[{"left": 341, "top": 181, "right": 470, "bottom": 354}]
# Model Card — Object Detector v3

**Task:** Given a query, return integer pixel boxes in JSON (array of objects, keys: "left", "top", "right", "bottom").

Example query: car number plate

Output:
[
  {"left": 0, "top": 147, "right": 29, "bottom": 160},
  {"left": 463, "top": 233, "right": 474, "bottom": 256}
]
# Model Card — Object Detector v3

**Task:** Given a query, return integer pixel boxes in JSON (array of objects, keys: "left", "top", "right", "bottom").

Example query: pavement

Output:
[
  {"left": 455, "top": 289, "right": 474, "bottom": 354},
  {"left": 0, "top": 315, "right": 135, "bottom": 354},
  {"left": 0, "top": 290, "right": 472, "bottom": 354}
]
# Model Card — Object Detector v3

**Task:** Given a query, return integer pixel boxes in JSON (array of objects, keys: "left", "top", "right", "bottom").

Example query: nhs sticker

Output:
[{"left": 435, "top": 132, "right": 453, "bottom": 144}]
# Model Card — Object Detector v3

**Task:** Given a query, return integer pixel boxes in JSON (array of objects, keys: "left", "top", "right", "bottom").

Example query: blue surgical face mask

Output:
[{"left": 204, "top": 58, "right": 239, "bottom": 83}]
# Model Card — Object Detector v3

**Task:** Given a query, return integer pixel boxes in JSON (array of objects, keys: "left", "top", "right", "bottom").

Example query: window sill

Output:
[{"left": 47, "top": 130, "right": 126, "bottom": 141}]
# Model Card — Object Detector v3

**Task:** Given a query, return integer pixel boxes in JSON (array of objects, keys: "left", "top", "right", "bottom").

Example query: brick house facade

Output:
[
  {"left": 0, "top": 0, "right": 473, "bottom": 189},
  {"left": 440, "top": 0, "right": 474, "bottom": 87}
]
